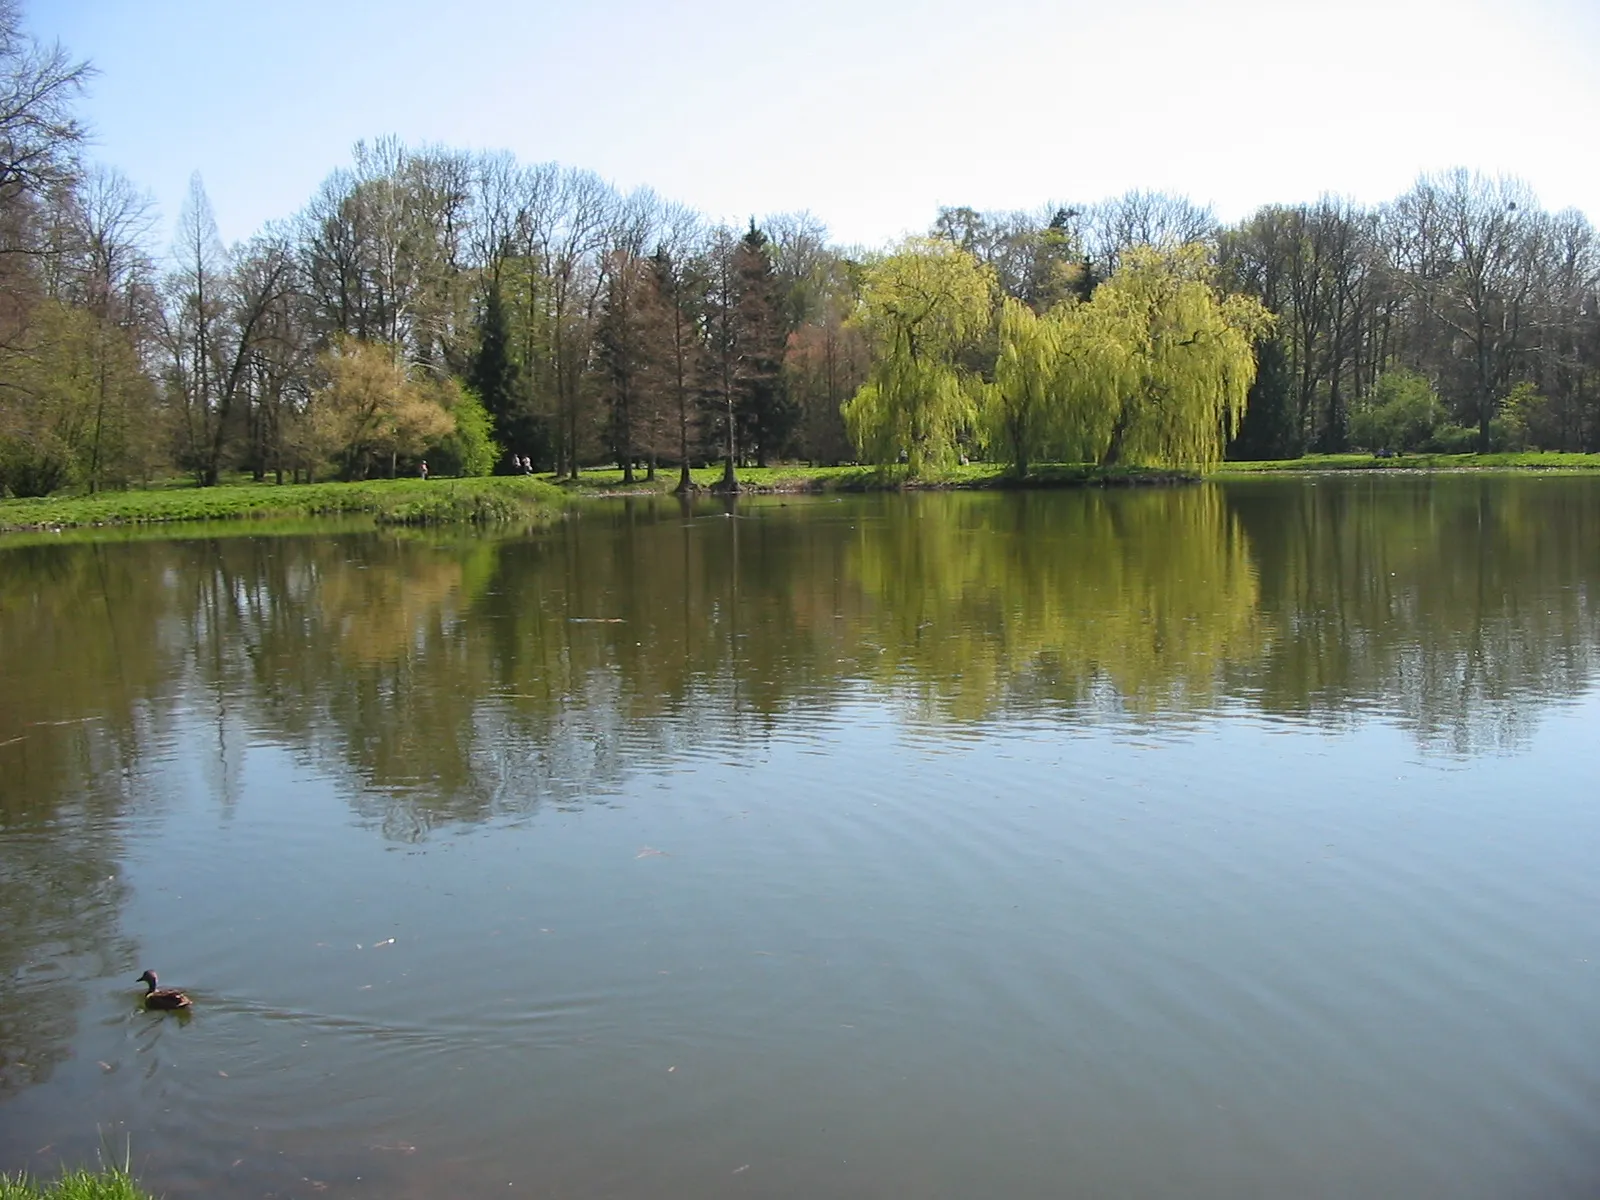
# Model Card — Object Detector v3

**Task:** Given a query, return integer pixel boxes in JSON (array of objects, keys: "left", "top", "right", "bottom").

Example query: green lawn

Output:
[
  {"left": 0, "top": 475, "right": 565, "bottom": 534},
  {"left": 16, "top": 451, "right": 1585, "bottom": 537},
  {"left": 549, "top": 461, "right": 1197, "bottom": 493}
]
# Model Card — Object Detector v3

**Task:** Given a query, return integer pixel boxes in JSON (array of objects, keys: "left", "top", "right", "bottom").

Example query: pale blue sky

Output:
[{"left": 41, "top": 0, "right": 1600, "bottom": 252}]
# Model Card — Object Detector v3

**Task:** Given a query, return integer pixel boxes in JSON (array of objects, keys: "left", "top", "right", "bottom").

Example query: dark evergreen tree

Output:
[
  {"left": 700, "top": 227, "right": 742, "bottom": 490},
  {"left": 732, "top": 222, "right": 793, "bottom": 468},
  {"left": 650, "top": 247, "right": 706, "bottom": 493},
  {"left": 595, "top": 250, "right": 653, "bottom": 484},
  {"left": 1228, "top": 336, "right": 1299, "bottom": 460},
  {"left": 1023, "top": 207, "right": 1087, "bottom": 311},
  {"left": 469, "top": 280, "right": 532, "bottom": 471}
]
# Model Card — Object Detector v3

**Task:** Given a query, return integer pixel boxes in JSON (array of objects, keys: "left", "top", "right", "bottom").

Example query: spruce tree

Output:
[
  {"left": 596, "top": 251, "right": 651, "bottom": 484},
  {"left": 702, "top": 228, "right": 741, "bottom": 490},
  {"left": 649, "top": 247, "right": 704, "bottom": 494},
  {"left": 469, "top": 281, "right": 526, "bottom": 471},
  {"left": 732, "top": 223, "right": 793, "bottom": 468},
  {"left": 1228, "top": 336, "right": 1299, "bottom": 460}
]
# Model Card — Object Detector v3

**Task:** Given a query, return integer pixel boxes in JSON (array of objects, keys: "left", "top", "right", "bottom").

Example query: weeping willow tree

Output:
[
  {"left": 1052, "top": 300, "right": 1132, "bottom": 465},
  {"left": 1088, "top": 244, "right": 1274, "bottom": 469},
  {"left": 983, "top": 246, "right": 1268, "bottom": 475},
  {"left": 842, "top": 239, "right": 993, "bottom": 474},
  {"left": 986, "top": 297, "right": 1060, "bottom": 477},
  {"left": 985, "top": 296, "right": 1130, "bottom": 475}
]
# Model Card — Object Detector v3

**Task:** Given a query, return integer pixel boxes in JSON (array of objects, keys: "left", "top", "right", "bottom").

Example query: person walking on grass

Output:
[{"left": 419, "top": 460, "right": 429, "bottom": 480}]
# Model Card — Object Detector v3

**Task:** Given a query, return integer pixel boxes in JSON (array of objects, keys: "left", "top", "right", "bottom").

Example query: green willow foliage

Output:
[
  {"left": 843, "top": 239, "right": 994, "bottom": 473},
  {"left": 988, "top": 297, "right": 1059, "bottom": 477},
  {"left": 1089, "top": 245, "right": 1273, "bottom": 469},
  {"left": 987, "top": 295, "right": 1128, "bottom": 474},
  {"left": 854, "top": 241, "right": 1271, "bottom": 474}
]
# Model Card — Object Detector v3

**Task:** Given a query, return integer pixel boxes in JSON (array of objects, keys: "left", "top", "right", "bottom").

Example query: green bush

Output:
[
  {"left": 0, "top": 432, "right": 76, "bottom": 498},
  {"left": 1489, "top": 412, "right": 1527, "bottom": 452},
  {"left": 1429, "top": 423, "right": 1480, "bottom": 454},
  {"left": 428, "top": 386, "right": 501, "bottom": 478},
  {"left": 1493, "top": 381, "right": 1544, "bottom": 451},
  {"left": 1349, "top": 369, "right": 1446, "bottom": 453}
]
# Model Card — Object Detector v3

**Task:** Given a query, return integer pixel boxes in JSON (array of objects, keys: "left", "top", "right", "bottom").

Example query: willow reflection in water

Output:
[{"left": 0, "top": 478, "right": 1597, "bottom": 1198}]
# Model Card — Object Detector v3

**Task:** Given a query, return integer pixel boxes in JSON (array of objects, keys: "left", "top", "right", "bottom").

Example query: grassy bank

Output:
[
  {"left": 0, "top": 475, "right": 565, "bottom": 534},
  {"left": 0, "top": 1168, "right": 151, "bottom": 1200},
  {"left": 0, "top": 464, "right": 1205, "bottom": 535},
  {"left": 1212, "top": 451, "right": 1600, "bottom": 474},
  {"left": 556, "top": 461, "right": 1198, "bottom": 494},
  {"left": 10, "top": 451, "right": 1592, "bottom": 536}
]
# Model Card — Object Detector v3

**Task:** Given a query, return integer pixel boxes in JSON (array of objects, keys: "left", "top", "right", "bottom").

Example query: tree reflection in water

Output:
[{"left": 1, "top": 478, "right": 1598, "bottom": 1099}]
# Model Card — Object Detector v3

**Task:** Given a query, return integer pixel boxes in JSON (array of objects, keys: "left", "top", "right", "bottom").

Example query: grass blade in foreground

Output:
[{"left": 0, "top": 1168, "right": 153, "bottom": 1200}]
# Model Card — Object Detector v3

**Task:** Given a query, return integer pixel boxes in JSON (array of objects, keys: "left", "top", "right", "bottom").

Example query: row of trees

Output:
[
  {"left": 1219, "top": 178, "right": 1600, "bottom": 457},
  {"left": 843, "top": 240, "right": 1270, "bottom": 474},
  {"left": 2, "top": 7, "right": 1598, "bottom": 497},
  {"left": 909, "top": 180, "right": 1600, "bottom": 463}
]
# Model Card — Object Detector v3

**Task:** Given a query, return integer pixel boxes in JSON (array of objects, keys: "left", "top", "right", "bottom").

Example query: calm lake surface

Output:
[{"left": 2, "top": 476, "right": 1598, "bottom": 1199}]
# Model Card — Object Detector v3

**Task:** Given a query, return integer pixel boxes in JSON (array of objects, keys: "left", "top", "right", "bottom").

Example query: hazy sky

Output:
[{"left": 41, "top": 0, "right": 1600, "bottom": 252}]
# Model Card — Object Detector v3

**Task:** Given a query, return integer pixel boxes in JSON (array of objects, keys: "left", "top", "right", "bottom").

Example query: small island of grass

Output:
[{"left": 0, "top": 475, "right": 565, "bottom": 535}]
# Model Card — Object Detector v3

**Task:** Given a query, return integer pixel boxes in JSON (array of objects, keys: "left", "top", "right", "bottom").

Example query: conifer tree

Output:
[
  {"left": 468, "top": 280, "right": 526, "bottom": 470},
  {"left": 595, "top": 249, "right": 655, "bottom": 483},
  {"left": 1227, "top": 336, "right": 1297, "bottom": 459},
  {"left": 732, "top": 222, "right": 792, "bottom": 467},
  {"left": 649, "top": 246, "right": 705, "bottom": 493},
  {"left": 701, "top": 227, "right": 741, "bottom": 489}
]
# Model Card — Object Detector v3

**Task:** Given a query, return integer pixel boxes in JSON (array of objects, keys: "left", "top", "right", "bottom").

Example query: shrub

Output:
[
  {"left": 1494, "top": 381, "right": 1546, "bottom": 451},
  {"left": 1428, "top": 423, "right": 1480, "bottom": 454},
  {"left": 430, "top": 386, "right": 500, "bottom": 477},
  {"left": 0, "top": 432, "right": 75, "bottom": 497},
  {"left": 1349, "top": 369, "right": 1446, "bottom": 452}
]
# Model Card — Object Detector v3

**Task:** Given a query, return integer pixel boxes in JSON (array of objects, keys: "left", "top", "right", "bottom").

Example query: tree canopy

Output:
[
  {"left": 2, "top": 6, "right": 1598, "bottom": 498},
  {"left": 1090, "top": 244, "right": 1273, "bottom": 469},
  {"left": 842, "top": 239, "right": 994, "bottom": 473}
]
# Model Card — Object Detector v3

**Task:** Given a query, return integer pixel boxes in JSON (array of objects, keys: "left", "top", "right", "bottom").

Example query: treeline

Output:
[{"left": 1, "top": 11, "right": 1597, "bottom": 498}]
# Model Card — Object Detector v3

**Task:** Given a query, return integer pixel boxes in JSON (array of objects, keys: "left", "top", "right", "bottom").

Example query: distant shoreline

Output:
[
  {"left": 1212, "top": 451, "right": 1600, "bottom": 475},
  {"left": 5, "top": 455, "right": 1597, "bottom": 537},
  {"left": 0, "top": 465, "right": 1195, "bottom": 534}
]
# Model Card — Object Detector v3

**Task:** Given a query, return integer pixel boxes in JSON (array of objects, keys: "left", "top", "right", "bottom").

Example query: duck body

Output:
[{"left": 136, "top": 969, "right": 192, "bottom": 1010}]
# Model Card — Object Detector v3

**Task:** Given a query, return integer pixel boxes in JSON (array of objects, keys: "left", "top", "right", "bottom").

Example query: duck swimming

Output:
[{"left": 136, "top": 970, "right": 192, "bottom": 1010}]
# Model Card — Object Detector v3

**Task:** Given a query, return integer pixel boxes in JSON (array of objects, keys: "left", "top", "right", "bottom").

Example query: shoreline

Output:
[
  {"left": 0, "top": 476, "right": 565, "bottom": 536},
  {"left": 1213, "top": 451, "right": 1600, "bottom": 475},
  {"left": 5, "top": 454, "right": 1598, "bottom": 536},
  {"left": 0, "top": 465, "right": 1194, "bottom": 535}
]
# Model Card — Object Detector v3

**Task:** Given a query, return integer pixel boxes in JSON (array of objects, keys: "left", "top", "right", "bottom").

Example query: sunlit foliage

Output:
[
  {"left": 0, "top": 301, "right": 157, "bottom": 496},
  {"left": 308, "top": 338, "right": 454, "bottom": 480},
  {"left": 1086, "top": 245, "right": 1273, "bottom": 469},
  {"left": 842, "top": 239, "right": 994, "bottom": 474}
]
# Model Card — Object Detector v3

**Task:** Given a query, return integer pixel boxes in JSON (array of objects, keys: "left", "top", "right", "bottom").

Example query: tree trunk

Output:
[{"left": 1103, "top": 407, "right": 1130, "bottom": 467}]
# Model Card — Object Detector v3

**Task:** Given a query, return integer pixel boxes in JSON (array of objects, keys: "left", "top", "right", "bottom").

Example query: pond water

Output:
[{"left": 1, "top": 476, "right": 1597, "bottom": 1199}]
